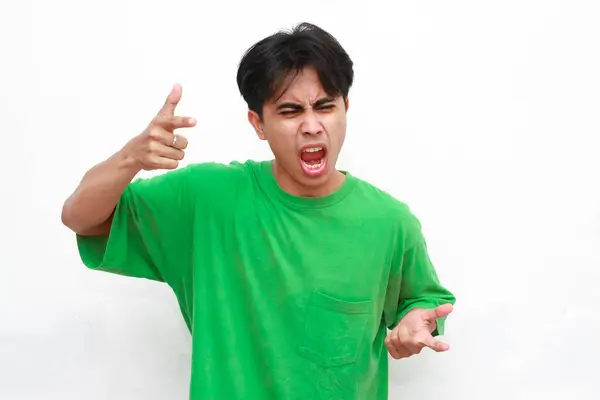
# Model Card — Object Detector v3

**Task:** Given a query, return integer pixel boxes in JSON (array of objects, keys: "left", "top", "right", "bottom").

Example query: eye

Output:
[
  {"left": 317, "top": 104, "right": 335, "bottom": 111},
  {"left": 280, "top": 109, "right": 300, "bottom": 116}
]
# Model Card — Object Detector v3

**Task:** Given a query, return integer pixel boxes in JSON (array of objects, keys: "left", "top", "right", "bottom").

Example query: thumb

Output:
[
  {"left": 428, "top": 303, "right": 453, "bottom": 321},
  {"left": 157, "top": 83, "right": 183, "bottom": 117}
]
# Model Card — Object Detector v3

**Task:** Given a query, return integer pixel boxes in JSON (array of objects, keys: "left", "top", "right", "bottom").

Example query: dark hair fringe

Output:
[{"left": 236, "top": 22, "right": 354, "bottom": 118}]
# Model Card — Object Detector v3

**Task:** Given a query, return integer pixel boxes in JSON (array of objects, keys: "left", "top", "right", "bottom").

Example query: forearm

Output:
[{"left": 62, "top": 149, "right": 141, "bottom": 235}]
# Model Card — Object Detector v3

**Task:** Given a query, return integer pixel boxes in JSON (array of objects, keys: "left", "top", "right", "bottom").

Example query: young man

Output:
[{"left": 62, "top": 22, "right": 456, "bottom": 399}]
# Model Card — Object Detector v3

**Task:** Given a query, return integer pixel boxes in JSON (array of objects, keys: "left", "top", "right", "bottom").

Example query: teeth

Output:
[
  {"left": 302, "top": 158, "right": 325, "bottom": 169},
  {"left": 303, "top": 147, "right": 323, "bottom": 153}
]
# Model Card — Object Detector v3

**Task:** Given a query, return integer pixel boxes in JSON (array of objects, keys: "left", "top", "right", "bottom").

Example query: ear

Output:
[
  {"left": 345, "top": 97, "right": 350, "bottom": 111},
  {"left": 248, "top": 110, "right": 266, "bottom": 140}
]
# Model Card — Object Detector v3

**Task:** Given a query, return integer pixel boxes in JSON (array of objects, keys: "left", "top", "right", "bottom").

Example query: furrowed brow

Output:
[
  {"left": 276, "top": 102, "right": 304, "bottom": 112},
  {"left": 276, "top": 96, "right": 335, "bottom": 112},
  {"left": 312, "top": 96, "right": 335, "bottom": 108}
]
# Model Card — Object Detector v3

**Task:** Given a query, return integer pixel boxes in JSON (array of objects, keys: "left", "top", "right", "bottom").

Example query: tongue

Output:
[{"left": 301, "top": 150, "right": 325, "bottom": 162}]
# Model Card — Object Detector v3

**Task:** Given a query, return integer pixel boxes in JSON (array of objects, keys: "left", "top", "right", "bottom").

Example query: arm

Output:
[
  {"left": 394, "top": 237, "right": 456, "bottom": 336},
  {"left": 64, "top": 84, "right": 198, "bottom": 283},
  {"left": 61, "top": 150, "right": 140, "bottom": 236},
  {"left": 61, "top": 84, "right": 195, "bottom": 237},
  {"left": 385, "top": 215, "right": 456, "bottom": 359}
]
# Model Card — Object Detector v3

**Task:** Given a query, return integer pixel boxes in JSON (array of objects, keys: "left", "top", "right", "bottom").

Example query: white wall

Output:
[{"left": 2, "top": 0, "right": 599, "bottom": 398}]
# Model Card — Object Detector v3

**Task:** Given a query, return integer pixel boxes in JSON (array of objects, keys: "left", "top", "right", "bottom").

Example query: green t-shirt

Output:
[{"left": 76, "top": 159, "right": 455, "bottom": 399}]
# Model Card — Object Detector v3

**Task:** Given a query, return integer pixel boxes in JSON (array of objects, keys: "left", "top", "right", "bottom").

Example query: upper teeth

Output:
[{"left": 303, "top": 147, "right": 322, "bottom": 153}]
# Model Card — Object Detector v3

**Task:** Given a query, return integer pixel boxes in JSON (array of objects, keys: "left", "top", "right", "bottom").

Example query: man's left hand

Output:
[{"left": 385, "top": 304, "right": 453, "bottom": 359}]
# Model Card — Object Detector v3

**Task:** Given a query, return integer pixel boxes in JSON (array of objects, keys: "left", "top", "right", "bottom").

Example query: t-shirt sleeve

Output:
[
  {"left": 76, "top": 166, "right": 196, "bottom": 282},
  {"left": 387, "top": 213, "right": 456, "bottom": 335}
]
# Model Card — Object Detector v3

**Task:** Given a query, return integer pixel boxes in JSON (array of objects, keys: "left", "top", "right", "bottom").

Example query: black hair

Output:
[{"left": 236, "top": 22, "right": 354, "bottom": 119}]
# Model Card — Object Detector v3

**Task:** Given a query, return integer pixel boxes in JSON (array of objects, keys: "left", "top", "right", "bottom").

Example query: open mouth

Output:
[{"left": 299, "top": 145, "right": 327, "bottom": 176}]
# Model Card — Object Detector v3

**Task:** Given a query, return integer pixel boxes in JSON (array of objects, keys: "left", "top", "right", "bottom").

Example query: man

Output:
[{"left": 62, "top": 22, "right": 456, "bottom": 399}]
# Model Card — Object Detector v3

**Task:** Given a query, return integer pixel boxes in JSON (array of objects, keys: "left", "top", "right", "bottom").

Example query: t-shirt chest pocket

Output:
[{"left": 298, "top": 290, "right": 374, "bottom": 367}]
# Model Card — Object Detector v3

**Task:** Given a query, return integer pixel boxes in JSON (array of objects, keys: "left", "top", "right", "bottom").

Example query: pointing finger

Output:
[
  {"left": 157, "top": 83, "right": 183, "bottom": 117},
  {"left": 153, "top": 115, "right": 197, "bottom": 130},
  {"left": 172, "top": 116, "right": 196, "bottom": 128},
  {"left": 420, "top": 335, "right": 450, "bottom": 353}
]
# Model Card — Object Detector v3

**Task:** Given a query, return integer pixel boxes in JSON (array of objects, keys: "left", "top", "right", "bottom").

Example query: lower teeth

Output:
[{"left": 303, "top": 158, "right": 324, "bottom": 169}]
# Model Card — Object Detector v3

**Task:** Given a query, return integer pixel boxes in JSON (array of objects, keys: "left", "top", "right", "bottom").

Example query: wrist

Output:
[{"left": 115, "top": 148, "right": 142, "bottom": 177}]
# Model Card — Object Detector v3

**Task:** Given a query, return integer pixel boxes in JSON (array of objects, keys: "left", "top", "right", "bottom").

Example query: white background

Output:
[{"left": 2, "top": 0, "right": 599, "bottom": 399}]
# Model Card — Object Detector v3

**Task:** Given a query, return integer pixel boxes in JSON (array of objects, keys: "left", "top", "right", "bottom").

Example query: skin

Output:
[
  {"left": 247, "top": 67, "right": 348, "bottom": 197},
  {"left": 386, "top": 304, "right": 454, "bottom": 359}
]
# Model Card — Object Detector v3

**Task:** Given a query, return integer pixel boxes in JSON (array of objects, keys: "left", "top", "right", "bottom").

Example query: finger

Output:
[
  {"left": 420, "top": 335, "right": 450, "bottom": 352},
  {"left": 390, "top": 327, "right": 408, "bottom": 351},
  {"left": 391, "top": 326, "right": 403, "bottom": 347},
  {"left": 157, "top": 83, "right": 183, "bottom": 117},
  {"left": 385, "top": 335, "right": 411, "bottom": 359},
  {"left": 386, "top": 341, "right": 403, "bottom": 359},
  {"left": 147, "top": 154, "right": 179, "bottom": 170},
  {"left": 402, "top": 341, "right": 423, "bottom": 356},
  {"left": 153, "top": 115, "right": 197, "bottom": 131},
  {"left": 151, "top": 141, "right": 185, "bottom": 161},
  {"left": 396, "top": 345, "right": 412, "bottom": 359},
  {"left": 147, "top": 127, "right": 176, "bottom": 147},
  {"left": 385, "top": 335, "right": 404, "bottom": 359},
  {"left": 147, "top": 127, "right": 188, "bottom": 150},
  {"left": 388, "top": 330, "right": 412, "bottom": 357},
  {"left": 389, "top": 345, "right": 412, "bottom": 359},
  {"left": 171, "top": 134, "right": 188, "bottom": 150}
]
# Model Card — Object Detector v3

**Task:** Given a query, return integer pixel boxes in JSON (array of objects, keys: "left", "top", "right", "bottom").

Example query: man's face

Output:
[{"left": 248, "top": 67, "right": 349, "bottom": 195}]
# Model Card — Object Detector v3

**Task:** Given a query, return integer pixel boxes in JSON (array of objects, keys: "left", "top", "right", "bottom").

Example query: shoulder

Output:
[
  {"left": 183, "top": 160, "right": 264, "bottom": 207},
  {"left": 141, "top": 159, "right": 260, "bottom": 187},
  {"left": 185, "top": 160, "right": 252, "bottom": 184},
  {"left": 127, "top": 159, "right": 260, "bottom": 202},
  {"left": 349, "top": 174, "right": 424, "bottom": 247}
]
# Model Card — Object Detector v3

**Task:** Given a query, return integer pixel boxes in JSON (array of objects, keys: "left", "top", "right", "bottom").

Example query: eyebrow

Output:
[{"left": 276, "top": 96, "right": 335, "bottom": 112}]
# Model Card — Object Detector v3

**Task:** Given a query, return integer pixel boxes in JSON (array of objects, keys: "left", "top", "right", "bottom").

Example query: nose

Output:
[{"left": 300, "top": 109, "right": 323, "bottom": 136}]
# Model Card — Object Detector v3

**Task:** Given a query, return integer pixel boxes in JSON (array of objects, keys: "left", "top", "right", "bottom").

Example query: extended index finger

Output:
[
  {"left": 420, "top": 334, "right": 450, "bottom": 353},
  {"left": 157, "top": 83, "right": 183, "bottom": 117}
]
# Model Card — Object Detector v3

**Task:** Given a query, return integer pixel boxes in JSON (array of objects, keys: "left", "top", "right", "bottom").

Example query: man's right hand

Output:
[
  {"left": 122, "top": 84, "right": 197, "bottom": 171},
  {"left": 62, "top": 84, "right": 197, "bottom": 235}
]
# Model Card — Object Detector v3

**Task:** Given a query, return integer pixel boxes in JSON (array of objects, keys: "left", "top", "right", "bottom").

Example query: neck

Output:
[{"left": 272, "top": 160, "right": 346, "bottom": 197}]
